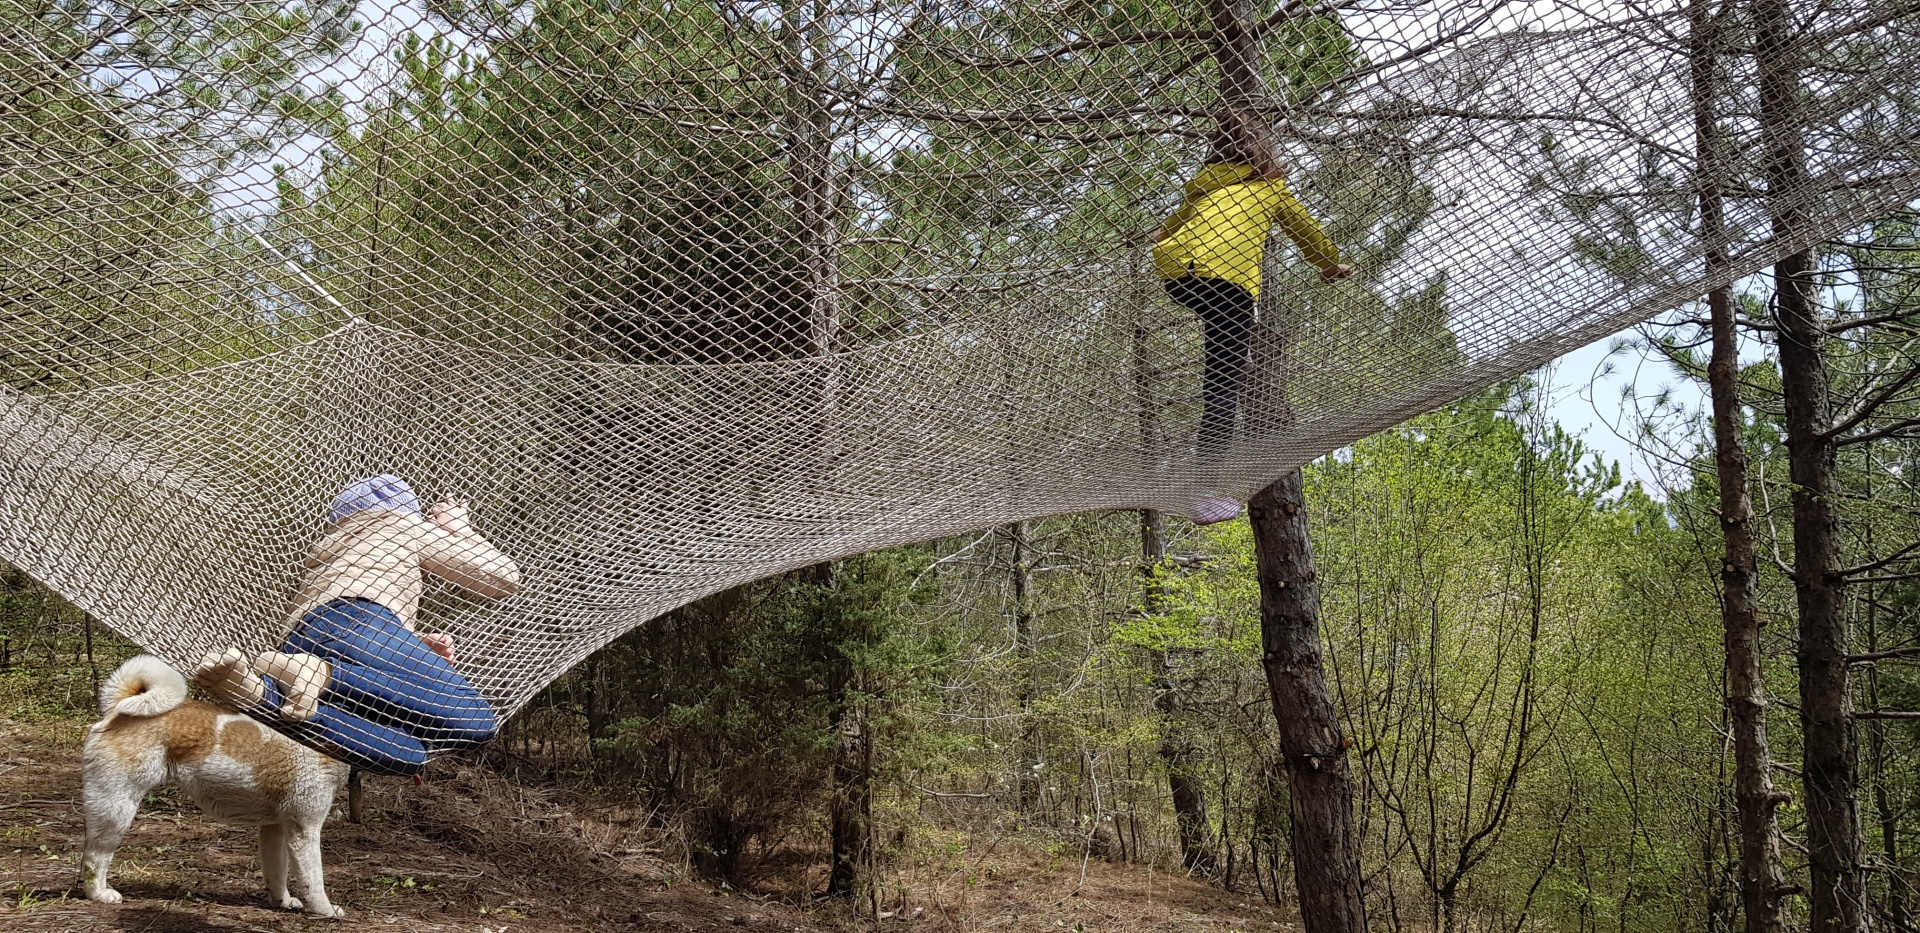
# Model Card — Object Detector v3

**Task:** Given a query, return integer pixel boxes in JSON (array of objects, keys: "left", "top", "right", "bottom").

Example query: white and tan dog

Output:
[{"left": 81, "top": 655, "right": 351, "bottom": 917}]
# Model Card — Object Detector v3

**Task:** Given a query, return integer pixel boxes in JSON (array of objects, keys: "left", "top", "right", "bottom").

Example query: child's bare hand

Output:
[
  {"left": 421, "top": 632, "right": 456, "bottom": 663},
  {"left": 429, "top": 499, "right": 471, "bottom": 533},
  {"left": 1320, "top": 264, "right": 1354, "bottom": 283}
]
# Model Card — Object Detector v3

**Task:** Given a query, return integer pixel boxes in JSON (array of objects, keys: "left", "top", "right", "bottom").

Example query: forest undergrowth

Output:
[{"left": 0, "top": 652, "right": 1295, "bottom": 932}]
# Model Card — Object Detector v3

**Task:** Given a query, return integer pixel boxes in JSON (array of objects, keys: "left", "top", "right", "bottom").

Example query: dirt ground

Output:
[{"left": 0, "top": 714, "right": 1297, "bottom": 933}]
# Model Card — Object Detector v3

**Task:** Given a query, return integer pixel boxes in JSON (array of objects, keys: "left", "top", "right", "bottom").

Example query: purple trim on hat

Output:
[{"left": 329, "top": 474, "right": 422, "bottom": 524}]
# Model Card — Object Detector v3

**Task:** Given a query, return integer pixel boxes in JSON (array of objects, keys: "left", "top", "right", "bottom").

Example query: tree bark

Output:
[
  {"left": 1142, "top": 507, "right": 1217, "bottom": 873},
  {"left": 1137, "top": 274, "right": 1215, "bottom": 869},
  {"left": 347, "top": 767, "right": 365, "bottom": 824},
  {"left": 1865, "top": 534, "right": 1910, "bottom": 929},
  {"left": 1009, "top": 520, "right": 1042, "bottom": 814},
  {"left": 1210, "top": 0, "right": 1262, "bottom": 111},
  {"left": 583, "top": 652, "right": 611, "bottom": 751},
  {"left": 827, "top": 697, "right": 872, "bottom": 898},
  {"left": 1250, "top": 472, "right": 1366, "bottom": 933},
  {"left": 783, "top": 0, "right": 844, "bottom": 483},
  {"left": 1163, "top": 736, "right": 1214, "bottom": 874},
  {"left": 799, "top": 561, "right": 873, "bottom": 900},
  {"left": 1695, "top": 0, "right": 1790, "bottom": 928},
  {"left": 784, "top": 6, "right": 862, "bottom": 892},
  {"left": 1212, "top": 0, "right": 1364, "bottom": 922},
  {"left": 784, "top": 0, "right": 838, "bottom": 361},
  {"left": 1755, "top": 0, "right": 1864, "bottom": 926}
]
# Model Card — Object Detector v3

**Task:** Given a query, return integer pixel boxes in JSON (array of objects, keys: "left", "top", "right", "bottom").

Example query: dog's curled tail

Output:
[{"left": 95, "top": 655, "right": 189, "bottom": 726}]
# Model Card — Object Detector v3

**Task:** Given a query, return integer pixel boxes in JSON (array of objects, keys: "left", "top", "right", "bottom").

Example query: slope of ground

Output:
[{"left": 0, "top": 709, "right": 1296, "bottom": 932}]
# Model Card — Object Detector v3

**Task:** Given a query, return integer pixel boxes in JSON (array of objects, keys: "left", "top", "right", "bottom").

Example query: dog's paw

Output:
[
  {"left": 275, "top": 895, "right": 303, "bottom": 911},
  {"left": 305, "top": 903, "right": 346, "bottom": 919},
  {"left": 86, "top": 887, "right": 123, "bottom": 905}
]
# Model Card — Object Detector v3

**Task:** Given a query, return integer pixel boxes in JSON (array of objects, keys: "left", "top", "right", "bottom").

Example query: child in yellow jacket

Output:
[{"left": 1152, "top": 111, "right": 1351, "bottom": 524}]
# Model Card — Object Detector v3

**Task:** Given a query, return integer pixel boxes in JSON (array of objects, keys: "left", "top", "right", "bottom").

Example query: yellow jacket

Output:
[{"left": 1152, "top": 163, "right": 1341, "bottom": 297}]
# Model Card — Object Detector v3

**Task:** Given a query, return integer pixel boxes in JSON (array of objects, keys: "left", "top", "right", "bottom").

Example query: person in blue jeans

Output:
[{"left": 194, "top": 474, "right": 522, "bottom": 775}]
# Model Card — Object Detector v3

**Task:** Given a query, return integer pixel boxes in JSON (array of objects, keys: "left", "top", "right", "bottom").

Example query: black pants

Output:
[{"left": 1164, "top": 276, "right": 1256, "bottom": 455}]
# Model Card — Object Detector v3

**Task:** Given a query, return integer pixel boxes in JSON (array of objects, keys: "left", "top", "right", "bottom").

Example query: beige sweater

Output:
[{"left": 288, "top": 508, "right": 522, "bottom": 629}]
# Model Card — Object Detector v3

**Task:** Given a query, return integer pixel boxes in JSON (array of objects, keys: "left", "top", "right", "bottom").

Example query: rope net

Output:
[{"left": 4, "top": 0, "right": 1917, "bottom": 769}]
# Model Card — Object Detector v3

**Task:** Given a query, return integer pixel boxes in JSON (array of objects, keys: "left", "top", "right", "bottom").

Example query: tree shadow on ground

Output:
[{"left": 114, "top": 905, "right": 268, "bottom": 933}]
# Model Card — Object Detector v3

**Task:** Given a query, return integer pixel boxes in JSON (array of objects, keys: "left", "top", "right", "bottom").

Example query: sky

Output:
[
  {"left": 1548, "top": 270, "right": 1858, "bottom": 498},
  {"left": 1546, "top": 328, "right": 1698, "bottom": 493}
]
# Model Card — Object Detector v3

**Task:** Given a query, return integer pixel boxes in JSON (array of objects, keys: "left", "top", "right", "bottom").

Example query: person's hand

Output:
[
  {"left": 429, "top": 498, "right": 472, "bottom": 534},
  {"left": 420, "top": 632, "right": 456, "bottom": 664},
  {"left": 1320, "top": 263, "right": 1354, "bottom": 283}
]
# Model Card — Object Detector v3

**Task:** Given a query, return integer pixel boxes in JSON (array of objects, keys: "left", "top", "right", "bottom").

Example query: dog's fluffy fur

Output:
[{"left": 81, "top": 655, "right": 351, "bottom": 917}]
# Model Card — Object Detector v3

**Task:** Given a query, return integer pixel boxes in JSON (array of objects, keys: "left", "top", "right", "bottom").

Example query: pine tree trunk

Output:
[
  {"left": 1249, "top": 471, "right": 1366, "bottom": 933},
  {"left": 1155, "top": 644, "right": 1216, "bottom": 874},
  {"left": 1209, "top": 0, "right": 1262, "bottom": 110},
  {"left": 1867, "top": 564, "right": 1910, "bottom": 928},
  {"left": 1010, "top": 520, "right": 1042, "bottom": 813},
  {"left": 804, "top": 558, "right": 873, "bottom": 899},
  {"left": 1778, "top": 245, "right": 1862, "bottom": 933},
  {"left": 784, "top": 0, "right": 837, "bottom": 361},
  {"left": 1209, "top": 0, "right": 1363, "bottom": 920},
  {"left": 827, "top": 699, "right": 872, "bottom": 898},
  {"left": 783, "top": 0, "right": 842, "bottom": 474},
  {"left": 1142, "top": 507, "right": 1217, "bottom": 873},
  {"left": 1755, "top": 0, "right": 1863, "bottom": 925},
  {"left": 788, "top": 1, "right": 859, "bottom": 896},
  {"left": 1709, "top": 279, "right": 1795, "bottom": 931},
  {"left": 1694, "top": 0, "right": 1790, "bottom": 927}
]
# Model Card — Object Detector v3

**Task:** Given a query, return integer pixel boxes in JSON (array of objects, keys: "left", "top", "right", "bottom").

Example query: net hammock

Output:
[{"left": 4, "top": 0, "right": 1918, "bottom": 768}]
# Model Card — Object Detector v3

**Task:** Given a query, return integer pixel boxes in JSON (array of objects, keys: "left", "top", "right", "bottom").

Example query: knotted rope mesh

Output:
[{"left": 3, "top": 0, "right": 1917, "bottom": 761}]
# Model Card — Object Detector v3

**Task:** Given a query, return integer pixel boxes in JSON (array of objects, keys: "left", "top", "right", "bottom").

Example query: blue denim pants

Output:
[{"left": 255, "top": 598, "right": 498, "bottom": 776}]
